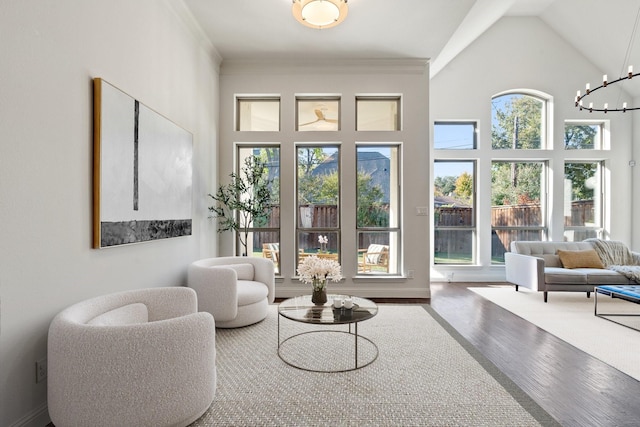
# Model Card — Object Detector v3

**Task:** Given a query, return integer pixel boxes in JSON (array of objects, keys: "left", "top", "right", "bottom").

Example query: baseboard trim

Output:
[{"left": 9, "top": 402, "right": 50, "bottom": 427}]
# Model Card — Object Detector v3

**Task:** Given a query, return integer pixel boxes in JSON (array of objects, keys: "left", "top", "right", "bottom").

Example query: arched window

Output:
[
  {"left": 490, "top": 91, "right": 550, "bottom": 263},
  {"left": 491, "top": 93, "right": 546, "bottom": 149}
]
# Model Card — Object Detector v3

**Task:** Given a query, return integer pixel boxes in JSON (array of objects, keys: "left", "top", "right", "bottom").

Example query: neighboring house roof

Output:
[
  {"left": 434, "top": 195, "right": 470, "bottom": 208},
  {"left": 313, "top": 151, "right": 391, "bottom": 203}
]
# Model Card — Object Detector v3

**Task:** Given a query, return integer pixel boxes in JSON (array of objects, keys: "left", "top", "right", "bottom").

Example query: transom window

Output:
[
  {"left": 491, "top": 93, "right": 545, "bottom": 149},
  {"left": 296, "top": 97, "right": 340, "bottom": 131},
  {"left": 236, "top": 97, "right": 280, "bottom": 131},
  {"left": 564, "top": 122, "right": 604, "bottom": 150},
  {"left": 356, "top": 97, "right": 401, "bottom": 131},
  {"left": 434, "top": 122, "right": 477, "bottom": 150}
]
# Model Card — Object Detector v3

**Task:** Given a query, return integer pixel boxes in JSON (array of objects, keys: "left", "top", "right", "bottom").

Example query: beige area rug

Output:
[
  {"left": 470, "top": 286, "right": 640, "bottom": 380},
  {"left": 190, "top": 305, "right": 559, "bottom": 426}
]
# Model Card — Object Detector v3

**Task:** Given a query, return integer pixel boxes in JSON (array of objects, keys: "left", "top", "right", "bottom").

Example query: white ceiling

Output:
[{"left": 182, "top": 0, "right": 640, "bottom": 97}]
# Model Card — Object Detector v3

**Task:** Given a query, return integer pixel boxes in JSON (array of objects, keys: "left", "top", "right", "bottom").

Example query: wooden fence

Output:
[
  {"left": 435, "top": 200, "right": 594, "bottom": 259},
  {"left": 253, "top": 201, "right": 595, "bottom": 257},
  {"left": 252, "top": 205, "right": 388, "bottom": 252}
]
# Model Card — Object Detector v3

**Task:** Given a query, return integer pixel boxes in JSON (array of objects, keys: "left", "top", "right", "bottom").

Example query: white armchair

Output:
[
  {"left": 187, "top": 256, "right": 275, "bottom": 328},
  {"left": 47, "top": 287, "right": 216, "bottom": 427}
]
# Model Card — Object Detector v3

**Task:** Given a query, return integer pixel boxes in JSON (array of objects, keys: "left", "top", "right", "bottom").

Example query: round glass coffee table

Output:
[{"left": 277, "top": 294, "right": 378, "bottom": 372}]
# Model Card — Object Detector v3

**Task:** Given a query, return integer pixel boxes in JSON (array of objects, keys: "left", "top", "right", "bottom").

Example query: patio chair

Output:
[
  {"left": 262, "top": 243, "right": 279, "bottom": 265},
  {"left": 359, "top": 244, "right": 389, "bottom": 272}
]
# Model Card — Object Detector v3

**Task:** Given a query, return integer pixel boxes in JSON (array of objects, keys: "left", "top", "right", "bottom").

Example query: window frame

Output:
[
  {"left": 295, "top": 96, "right": 341, "bottom": 132},
  {"left": 434, "top": 121, "right": 478, "bottom": 150},
  {"left": 564, "top": 121, "right": 605, "bottom": 150},
  {"left": 355, "top": 96, "right": 401, "bottom": 131},
  {"left": 490, "top": 160, "right": 548, "bottom": 264},
  {"left": 235, "top": 96, "right": 281, "bottom": 132},
  {"left": 563, "top": 160, "right": 604, "bottom": 241},
  {"left": 433, "top": 160, "right": 476, "bottom": 265},
  {"left": 234, "top": 144, "right": 281, "bottom": 272},
  {"left": 491, "top": 92, "right": 548, "bottom": 150},
  {"left": 295, "top": 144, "right": 342, "bottom": 267},
  {"left": 356, "top": 143, "right": 402, "bottom": 275}
]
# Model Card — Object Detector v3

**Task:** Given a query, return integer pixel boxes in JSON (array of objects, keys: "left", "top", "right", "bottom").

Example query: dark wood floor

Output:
[{"left": 429, "top": 283, "right": 640, "bottom": 427}]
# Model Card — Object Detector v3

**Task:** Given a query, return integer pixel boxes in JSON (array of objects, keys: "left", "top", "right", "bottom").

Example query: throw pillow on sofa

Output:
[{"left": 557, "top": 249, "right": 605, "bottom": 269}]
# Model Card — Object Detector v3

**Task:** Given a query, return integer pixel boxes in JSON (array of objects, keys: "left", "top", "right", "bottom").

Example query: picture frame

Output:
[{"left": 93, "top": 78, "right": 193, "bottom": 248}]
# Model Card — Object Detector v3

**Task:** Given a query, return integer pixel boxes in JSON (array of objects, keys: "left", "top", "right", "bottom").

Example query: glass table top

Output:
[{"left": 278, "top": 294, "right": 378, "bottom": 325}]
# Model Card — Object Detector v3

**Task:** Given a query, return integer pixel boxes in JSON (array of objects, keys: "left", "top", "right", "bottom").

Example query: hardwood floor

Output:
[{"left": 429, "top": 283, "right": 640, "bottom": 427}]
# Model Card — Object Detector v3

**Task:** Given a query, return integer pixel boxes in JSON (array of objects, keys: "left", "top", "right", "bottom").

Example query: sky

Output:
[{"left": 433, "top": 122, "right": 476, "bottom": 178}]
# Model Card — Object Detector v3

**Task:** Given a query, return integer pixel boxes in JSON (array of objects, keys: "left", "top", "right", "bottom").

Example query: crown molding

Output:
[
  {"left": 166, "top": 0, "right": 223, "bottom": 71},
  {"left": 220, "top": 58, "right": 429, "bottom": 76}
]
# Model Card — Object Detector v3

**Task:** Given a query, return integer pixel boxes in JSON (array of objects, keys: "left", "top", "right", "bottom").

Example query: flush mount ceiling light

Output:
[{"left": 292, "top": 0, "right": 348, "bottom": 30}]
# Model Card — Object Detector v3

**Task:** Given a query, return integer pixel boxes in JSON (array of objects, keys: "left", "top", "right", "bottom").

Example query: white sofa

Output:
[
  {"left": 48, "top": 287, "right": 216, "bottom": 427},
  {"left": 187, "top": 256, "right": 275, "bottom": 328},
  {"left": 505, "top": 240, "right": 640, "bottom": 302}
]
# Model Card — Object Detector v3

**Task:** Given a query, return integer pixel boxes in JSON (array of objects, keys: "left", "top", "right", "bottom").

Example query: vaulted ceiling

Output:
[{"left": 183, "top": 0, "right": 640, "bottom": 97}]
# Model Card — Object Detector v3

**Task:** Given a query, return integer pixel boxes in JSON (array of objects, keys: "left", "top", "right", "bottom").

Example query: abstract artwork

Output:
[{"left": 93, "top": 78, "right": 193, "bottom": 248}]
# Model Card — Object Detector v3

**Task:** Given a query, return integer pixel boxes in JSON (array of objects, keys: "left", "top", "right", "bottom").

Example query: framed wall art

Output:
[{"left": 93, "top": 78, "right": 193, "bottom": 248}]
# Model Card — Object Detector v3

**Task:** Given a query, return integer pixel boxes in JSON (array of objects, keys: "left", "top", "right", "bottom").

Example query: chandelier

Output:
[
  {"left": 574, "top": 68, "right": 639, "bottom": 113},
  {"left": 292, "top": 0, "right": 348, "bottom": 30},
  {"left": 575, "top": 7, "right": 640, "bottom": 113}
]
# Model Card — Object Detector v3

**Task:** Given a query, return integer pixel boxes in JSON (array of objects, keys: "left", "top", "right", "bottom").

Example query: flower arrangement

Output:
[
  {"left": 297, "top": 255, "right": 343, "bottom": 290},
  {"left": 318, "top": 235, "right": 328, "bottom": 252}
]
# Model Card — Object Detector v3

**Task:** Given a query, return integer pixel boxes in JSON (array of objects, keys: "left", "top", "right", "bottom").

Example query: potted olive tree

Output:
[{"left": 208, "top": 156, "right": 273, "bottom": 256}]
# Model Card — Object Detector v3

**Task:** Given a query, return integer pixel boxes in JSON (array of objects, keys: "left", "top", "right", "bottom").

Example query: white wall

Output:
[
  {"left": 219, "top": 60, "right": 431, "bottom": 298},
  {"left": 0, "top": 1, "right": 219, "bottom": 425},
  {"left": 430, "top": 17, "right": 635, "bottom": 282},
  {"left": 633, "top": 100, "right": 640, "bottom": 249}
]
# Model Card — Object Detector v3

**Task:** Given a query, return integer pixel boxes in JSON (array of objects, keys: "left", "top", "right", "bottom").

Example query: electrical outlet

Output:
[
  {"left": 36, "top": 358, "right": 47, "bottom": 383},
  {"left": 446, "top": 272, "right": 454, "bottom": 283},
  {"left": 407, "top": 269, "right": 414, "bottom": 278}
]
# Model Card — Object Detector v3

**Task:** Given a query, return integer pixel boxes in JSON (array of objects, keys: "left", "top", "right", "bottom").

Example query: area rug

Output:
[
  {"left": 470, "top": 286, "right": 640, "bottom": 380},
  {"left": 190, "top": 305, "right": 559, "bottom": 426}
]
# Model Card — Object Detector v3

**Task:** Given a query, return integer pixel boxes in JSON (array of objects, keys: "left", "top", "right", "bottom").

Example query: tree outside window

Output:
[
  {"left": 296, "top": 146, "right": 340, "bottom": 267},
  {"left": 492, "top": 94, "right": 544, "bottom": 149},
  {"left": 564, "top": 123, "right": 601, "bottom": 150},
  {"left": 564, "top": 162, "right": 602, "bottom": 242},
  {"left": 434, "top": 161, "right": 475, "bottom": 264}
]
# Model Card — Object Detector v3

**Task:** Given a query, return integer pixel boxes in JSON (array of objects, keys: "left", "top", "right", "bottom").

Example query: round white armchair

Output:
[
  {"left": 47, "top": 287, "right": 216, "bottom": 427},
  {"left": 187, "top": 256, "right": 275, "bottom": 328}
]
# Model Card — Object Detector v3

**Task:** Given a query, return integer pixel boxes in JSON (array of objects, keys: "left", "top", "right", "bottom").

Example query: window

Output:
[
  {"left": 296, "top": 97, "right": 340, "bottom": 131},
  {"left": 491, "top": 161, "right": 546, "bottom": 263},
  {"left": 356, "top": 97, "right": 401, "bottom": 131},
  {"left": 564, "top": 122, "right": 603, "bottom": 150},
  {"left": 237, "top": 146, "right": 281, "bottom": 272},
  {"left": 491, "top": 93, "right": 545, "bottom": 149},
  {"left": 434, "top": 122, "right": 477, "bottom": 149},
  {"left": 356, "top": 145, "right": 400, "bottom": 274},
  {"left": 434, "top": 161, "right": 475, "bottom": 264},
  {"left": 564, "top": 162, "right": 603, "bottom": 241},
  {"left": 236, "top": 97, "right": 280, "bottom": 131},
  {"left": 296, "top": 146, "right": 340, "bottom": 267}
]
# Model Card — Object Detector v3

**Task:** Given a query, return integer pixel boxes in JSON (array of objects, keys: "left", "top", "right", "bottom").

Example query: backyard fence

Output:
[
  {"left": 253, "top": 201, "right": 594, "bottom": 257},
  {"left": 435, "top": 200, "right": 594, "bottom": 259}
]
